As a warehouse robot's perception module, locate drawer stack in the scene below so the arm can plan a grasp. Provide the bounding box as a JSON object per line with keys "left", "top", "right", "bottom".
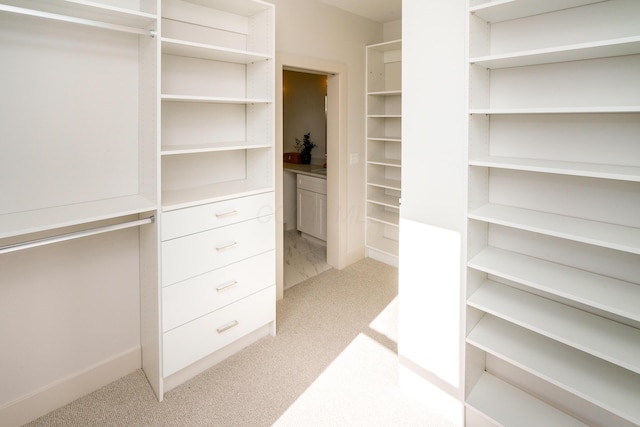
{"left": 160, "top": 192, "right": 275, "bottom": 376}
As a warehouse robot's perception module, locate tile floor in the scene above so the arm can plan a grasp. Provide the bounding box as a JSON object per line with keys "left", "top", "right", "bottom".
{"left": 283, "top": 229, "right": 332, "bottom": 289}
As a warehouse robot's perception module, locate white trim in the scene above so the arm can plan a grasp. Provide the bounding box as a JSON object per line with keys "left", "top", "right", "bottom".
{"left": 0, "top": 347, "right": 140, "bottom": 427}
{"left": 275, "top": 53, "right": 349, "bottom": 300}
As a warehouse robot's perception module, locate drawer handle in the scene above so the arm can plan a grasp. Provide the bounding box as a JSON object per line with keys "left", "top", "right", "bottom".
{"left": 216, "top": 320, "right": 239, "bottom": 334}
{"left": 216, "top": 280, "right": 238, "bottom": 292}
{"left": 216, "top": 241, "right": 238, "bottom": 251}
{"left": 215, "top": 210, "right": 239, "bottom": 219}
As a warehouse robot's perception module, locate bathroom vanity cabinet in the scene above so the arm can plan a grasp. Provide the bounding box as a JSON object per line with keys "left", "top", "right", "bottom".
{"left": 296, "top": 174, "right": 327, "bottom": 242}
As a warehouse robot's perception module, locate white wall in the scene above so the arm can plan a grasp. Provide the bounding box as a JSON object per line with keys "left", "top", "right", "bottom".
{"left": 283, "top": 70, "right": 327, "bottom": 164}
{"left": 267, "top": 0, "right": 383, "bottom": 262}
{"left": 0, "top": 225, "right": 142, "bottom": 425}
{"left": 398, "top": 0, "right": 468, "bottom": 425}
{"left": 384, "top": 19, "right": 402, "bottom": 41}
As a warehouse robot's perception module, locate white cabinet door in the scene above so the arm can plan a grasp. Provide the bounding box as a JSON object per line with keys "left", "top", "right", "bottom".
{"left": 297, "top": 188, "right": 317, "bottom": 237}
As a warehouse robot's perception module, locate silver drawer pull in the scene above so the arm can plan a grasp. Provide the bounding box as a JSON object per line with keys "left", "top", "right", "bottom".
{"left": 215, "top": 210, "right": 239, "bottom": 219}
{"left": 216, "top": 280, "right": 238, "bottom": 292}
{"left": 216, "top": 320, "right": 239, "bottom": 334}
{"left": 216, "top": 241, "right": 238, "bottom": 251}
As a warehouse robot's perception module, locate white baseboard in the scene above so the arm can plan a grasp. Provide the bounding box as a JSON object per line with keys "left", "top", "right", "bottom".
{"left": 0, "top": 346, "right": 141, "bottom": 427}
{"left": 398, "top": 360, "right": 465, "bottom": 427}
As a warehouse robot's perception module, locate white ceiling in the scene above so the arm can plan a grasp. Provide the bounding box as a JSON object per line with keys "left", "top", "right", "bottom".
{"left": 317, "top": 0, "right": 401, "bottom": 23}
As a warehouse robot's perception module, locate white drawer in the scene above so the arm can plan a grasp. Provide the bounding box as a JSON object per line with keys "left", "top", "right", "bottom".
{"left": 297, "top": 174, "right": 326, "bottom": 194}
{"left": 162, "top": 250, "right": 275, "bottom": 332}
{"left": 162, "top": 215, "right": 275, "bottom": 286}
{"left": 163, "top": 285, "right": 275, "bottom": 376}
{"left": 161, "top": 192, "right": 275, "bottom": 241}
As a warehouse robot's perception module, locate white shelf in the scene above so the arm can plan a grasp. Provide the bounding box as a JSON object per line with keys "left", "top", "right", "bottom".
{"left": 367, "top": 156, "right": 401, "bottom": 168}
{"left": 469, "top": 106, "right": 640, "bottom": 115}
{"left": 468, "top": 280, "right": 640, "bottom": 375}
{"left": 0, "top": 1, "right": 156, "bottom": 34}
{"left": 468, "top": 204, "right": 640, "bottom": 255}
{"left": 367, "top": 177, "right": 401, "bottom": 191}
{"left": 466, "top": 372, "right": 587, "bottom": 427}
{"left": 467, "top": 315, "right": 640, "bottom": 425}
{"left": 0, "top": 195, "right": 156, "bottom": 240}
{"left": 366, "top": 237, "right": 399, "bottom": 257}
{"left": 469, "top": 0, "right": 603, "bottom": 23}
{"left": 161, "top": 141, "right": 270, "bottom": 156}
{"left": 471, "top": 36, "right": 640, "bottom": 69}
{"left": 367, "top": 39, "right": 402, "bottom": 52}
{"left": 468, "top": 247, "right": 640, "bottom": 323}
{"left": 368, "top": 90, "right": 402, "bottom": 97}
{"left": 162, "top": 181, "right": 273, "bottom": 212}
{"left": 367, "top": 136, "right": 402, "bottom": 142}
{"left": 367, "top": 193, "right": 400, "bottom": 209}
{"left": 161, "top": 38, "right": 271, "bottom": 63}
{"left": 179, "top": 0, "right": 272, "bottom": 17}
{"left": 161, "top": 94, "right": 271, "bottom": 104}
{"left": 367, "top": 211, "right": 399, "bottom": 227}
{"left": 368, "top": 114, "right": 402, "bottom": 119}
{"left": 469, "top": 156, "right": 640, "bottom": 182}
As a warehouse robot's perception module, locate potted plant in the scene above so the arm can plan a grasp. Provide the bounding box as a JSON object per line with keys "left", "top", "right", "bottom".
{"left": 295, "top": 132, "right": 317, "bottom": 164}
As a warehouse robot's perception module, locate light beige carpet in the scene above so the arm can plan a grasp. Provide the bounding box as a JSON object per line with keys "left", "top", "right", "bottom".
{"left": 26, "top": 258, "right": 455, "bottom": 427}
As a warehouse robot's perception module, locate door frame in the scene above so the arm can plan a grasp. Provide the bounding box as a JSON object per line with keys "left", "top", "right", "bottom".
{"left": 275, "top": 53, "right": 348, "bottom": 300}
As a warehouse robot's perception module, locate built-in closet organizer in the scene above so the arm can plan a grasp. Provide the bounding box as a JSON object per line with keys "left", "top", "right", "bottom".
{"left": 465, "top": 1, "right": 640, "bottom": 426}
{"left": 148, "top": 0, "right": 276, "bottom": 399}
{"left": 365, "top": 40, "right": 402, "bottom": 267}
{"left": 0, "top": 0, "right": 159, "bottom": 415}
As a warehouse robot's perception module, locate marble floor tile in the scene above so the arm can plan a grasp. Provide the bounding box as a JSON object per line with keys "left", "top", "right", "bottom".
{"left": 284, "top": 230, "right": 331, "bottom": 290}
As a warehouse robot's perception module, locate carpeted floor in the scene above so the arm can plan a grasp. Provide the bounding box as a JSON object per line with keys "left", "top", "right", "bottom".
{"left": 25, "top": 258, "right": 455, "bottom": 427}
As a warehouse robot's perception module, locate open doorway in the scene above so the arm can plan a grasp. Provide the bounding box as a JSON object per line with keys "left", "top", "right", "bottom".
{"left": 282, "top": 69, "right": 330, "bottom": 290}
{"left": 275, "top": 55, "right": 348, "bottom": 300}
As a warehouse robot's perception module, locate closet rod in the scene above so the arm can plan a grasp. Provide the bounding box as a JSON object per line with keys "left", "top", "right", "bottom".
{"left": 0, "top": 216, "right": 155, "bottom": 255}
{"left": 0, "top": 4, "right": 153, "bottom": 36}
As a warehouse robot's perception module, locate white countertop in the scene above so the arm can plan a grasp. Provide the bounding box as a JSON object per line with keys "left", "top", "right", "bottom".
{"left": 283, "top": 162, "right": 327, "bottom": 178}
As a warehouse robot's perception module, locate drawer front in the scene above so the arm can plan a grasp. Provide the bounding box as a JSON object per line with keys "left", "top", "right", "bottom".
{"left": 162, "top": 250, "right": 275, "bottom": 332}
{"left": 163, "top": 285, "right": 275, "bottom": 377}
{"left": 162, "top": 215, "right": 275, "bottom": 286}
{"left": 161, "top": 192, "right": 275, "bottom": 241}
{"left": 297, "top": 174, "right": 326, "bottom": 194}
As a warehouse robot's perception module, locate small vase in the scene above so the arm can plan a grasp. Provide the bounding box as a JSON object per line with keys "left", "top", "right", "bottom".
{"left": 300, "top": 151, "right": 311, "bottom": 164}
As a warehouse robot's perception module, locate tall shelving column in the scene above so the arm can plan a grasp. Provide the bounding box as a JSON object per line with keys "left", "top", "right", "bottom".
{"left": 465, "top": 1, "right": 640, "bottom": 426}
{"left": 0, "top": 0, "right": 160, "bottom": 418}
{"left": 365, "top": 39, "right": 402, "bottom": 267}
{"left": 144, "top": 0, "right": 275, "bottom": 400}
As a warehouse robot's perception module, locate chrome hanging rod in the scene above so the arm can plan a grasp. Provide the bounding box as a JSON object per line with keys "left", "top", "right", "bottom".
{"left": 0, "top": 4, "right": 154, "bottom": 37}
{"left": 0, "top": 216, "right": 155, "bottom": 255}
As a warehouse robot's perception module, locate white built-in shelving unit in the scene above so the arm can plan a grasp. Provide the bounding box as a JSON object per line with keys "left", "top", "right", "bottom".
{"left": 365, "top": 40, "right": 402, "bottom": 266}
{"left": 0, "top": 0, "right": 158, "bottom": 241}
{"left": 146, "top": 0, "right": 276, "bottom": 400}
{"left": 0, "top": 0, "right": 160, "bottom": 419}
{"left": 0, "top": 0, "right": 275, "bottom": 411}
{"left": 465, "top": 0, "right": 640, "bottom": 426}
